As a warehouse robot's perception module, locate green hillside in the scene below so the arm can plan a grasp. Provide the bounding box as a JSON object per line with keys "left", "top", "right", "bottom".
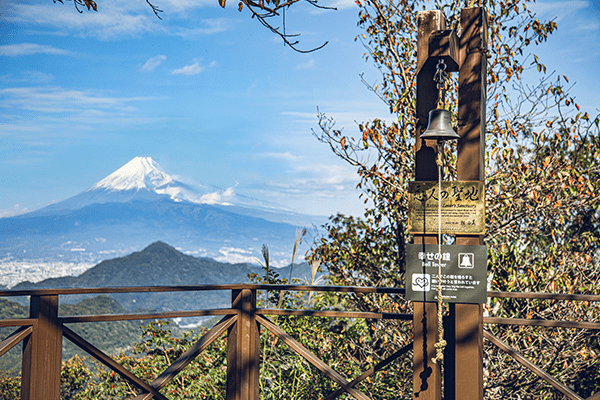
{"left": 0, "top": 295, "right": 160, "bottom": 376}
{"left": 10, "top": 242, "right": 315, "bottom": 312}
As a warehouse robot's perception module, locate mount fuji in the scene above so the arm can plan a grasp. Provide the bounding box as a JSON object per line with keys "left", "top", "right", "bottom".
{"left": 30, "top": 157, "right": 294, "bottom": 217}
{"left": 0, "top": 157, "right": 321, "bottom": 287}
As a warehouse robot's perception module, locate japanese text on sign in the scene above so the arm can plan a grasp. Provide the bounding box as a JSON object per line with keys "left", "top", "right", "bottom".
{"left": 408, "top": 181, "right": 485, "bottom": 235}
{"left": 406, "top": 244, "right": 488, "bottom": 304}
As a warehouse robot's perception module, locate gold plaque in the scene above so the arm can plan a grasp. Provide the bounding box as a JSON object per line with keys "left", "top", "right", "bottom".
{"left": 409, "top": 181, "right": 485, "bottom": 235}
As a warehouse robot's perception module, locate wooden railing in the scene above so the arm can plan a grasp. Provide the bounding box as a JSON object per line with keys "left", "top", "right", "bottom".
{"left": 0, "top": 285, "right": 599, "bottom": 400}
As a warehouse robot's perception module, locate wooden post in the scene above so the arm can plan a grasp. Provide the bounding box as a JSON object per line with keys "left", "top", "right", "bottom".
{"left": 445, "top": 7, "right": 487, "bottom": 400}
{"left": 21, "top": 295, "right": 62, "bottom": 400}
{"left": 413, "top": 10, "right": 446, "bottom": 400}
{"left": 227, "top": 289, "right": 260, "bottom": 400}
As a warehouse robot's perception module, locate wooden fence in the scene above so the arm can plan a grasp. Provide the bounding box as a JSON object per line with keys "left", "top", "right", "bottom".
{"left": 1, "top": 284, "right": 599, "bottom": 400}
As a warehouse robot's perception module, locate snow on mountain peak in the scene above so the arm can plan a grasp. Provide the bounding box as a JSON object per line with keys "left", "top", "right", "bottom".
{"left": 88, "top": 157, "right": 174, "bottom": 192}
{"left": 19, "top": 156, "right": 317, "bottom": 228}
{"left": 84, "top": 156, "right": 228, "bottom": 205}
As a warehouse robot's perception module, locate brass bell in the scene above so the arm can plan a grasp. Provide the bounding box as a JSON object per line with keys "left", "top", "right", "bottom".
{"left": 420, "top": 109, "right": 459, "bottom": 141}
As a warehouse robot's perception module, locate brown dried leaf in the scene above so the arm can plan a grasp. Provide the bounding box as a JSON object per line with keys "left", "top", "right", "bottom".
{"left": 84, "top": 0, "right": 97, "bottom": 11}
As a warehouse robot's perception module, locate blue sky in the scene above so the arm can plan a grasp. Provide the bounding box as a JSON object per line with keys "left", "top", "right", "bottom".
{"left": 1, "top": 0, "right": 599, "bottom": 219}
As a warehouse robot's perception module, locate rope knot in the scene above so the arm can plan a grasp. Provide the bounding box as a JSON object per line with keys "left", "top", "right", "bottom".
{"left": 432, "top": 340, "right": 447, "bottom": 364}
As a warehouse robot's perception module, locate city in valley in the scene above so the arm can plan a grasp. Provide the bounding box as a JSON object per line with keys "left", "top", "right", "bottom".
{"left": 0, "top": 257, "right": 93, "bottom": 289}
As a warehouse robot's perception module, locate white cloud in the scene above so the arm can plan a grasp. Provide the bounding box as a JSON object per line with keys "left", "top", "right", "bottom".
{"left": 199, "top": 186, "right": 236, "bottom": 204}
{"left": 0, "top": 86, "right": 158, "bottom": 113}
{"left": 214, "top": 246, "right": 257, "bottom": 264}
{"left": 320, "top": 0, "right": 357, "bottom": 10}
{"left": 23, "top": 71, "right": 55, "bottom": 83}
{"left": 3, "top": 1, "right": 238, "bottom": 40}
{"left": 256, "top": 152, "right": 303, "bottom": 161}
{"left": 0, "top": 204, "right": 33, "bottom": 218}
{"left": 0, "top": 85, "right": 165, "bottom": 139}
{"left": 527, "top": 0, "right": 589, "bottom": 23}
{"left": 296, "top": 58, "right": 315, "bottom": 70}
{"left": 282, "top": 108, "right": 392, "bottom": 130}
{"left": 171, "top": 59, "right": 215, "bottom": 75}
{"left": 4, "top": 2, "right": 160, "bottom": 40}
{"left": 0, "top": 71, "right": 55, "bottom": 84}
{"left": 575, "top": 20, "right": 600, "bottom": 32}
{"left": 153, "top": 0, "right": 217, "bottom": 13}
{"left": 171, "top": 62, "right": 204, "bottom": 75}
{"left": 173, "top": 18, "right": 239, "bottom": 37}
{"left": 0, "top": 43, "right": 72, "bottom": 56}
{"left": 141, "top": 55, "right": 167, "bottom": 71}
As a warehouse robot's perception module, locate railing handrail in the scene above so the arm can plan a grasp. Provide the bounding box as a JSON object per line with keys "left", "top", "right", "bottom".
{"left": 1, "top": 284, "right": 599, "bottom": 302}
{"left": 487, "top": 290, "right": 600, "bottom": 302}
{"left": 0, "top": 283, "right": 406, "bottom": 297}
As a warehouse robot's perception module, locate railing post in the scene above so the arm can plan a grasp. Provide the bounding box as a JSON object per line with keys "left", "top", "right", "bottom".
{"left": 227, "top": 289, "right": 260, "bottom": 400}
{"left": 21, "top": 295, "right": 62, "bottom": 400}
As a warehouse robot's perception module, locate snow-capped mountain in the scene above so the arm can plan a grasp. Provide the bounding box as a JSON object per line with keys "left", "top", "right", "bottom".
{"left": 85, "top": 156, "right": 237, "bottom": 205}
{"left": 89, "top": 156, "right": 182, "bottom": 194}
{"left": 34, "top": 157, "right": 311, "bottom": 225}
{"left": 0, "top": 157, "right": 320, "bottom": 287}
{"left": 36, "top": 157, "right": 234, "bottom": 213}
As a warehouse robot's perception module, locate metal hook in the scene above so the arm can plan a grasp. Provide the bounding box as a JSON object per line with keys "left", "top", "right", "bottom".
{"left": 434, "top": 59, "right": 448, "bottom": 109}
{"left": 434, "top": 59, "right": 447, "bottom": 90}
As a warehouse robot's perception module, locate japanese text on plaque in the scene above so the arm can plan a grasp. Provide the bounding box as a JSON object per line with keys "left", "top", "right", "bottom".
{"left": 408, "top": 181, "right": 485, "bottom": 235}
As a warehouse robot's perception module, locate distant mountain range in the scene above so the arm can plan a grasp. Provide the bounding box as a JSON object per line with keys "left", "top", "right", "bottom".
{"left": 0, "top": 157, "right": 324, "bottom": 281}
{"left": 11, "top": 241, "right": 319, "bottom": 313}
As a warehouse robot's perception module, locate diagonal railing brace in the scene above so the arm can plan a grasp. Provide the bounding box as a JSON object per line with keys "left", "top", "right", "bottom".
{"left": 133, "top": 315, "right": 237, "bottom": 400}
{"left": 256, "top": 314, "right": 371, "bottom": 400}
{"left": 483, "top": 329, "right": 583, "bottom": 400}
{"left": 62, "top": 325, "right": 169, "bottom": 400}
{"left": 324, "top": 341, "right": 414, "bottom": 400}
{"left": 0, "top": 326, "right": 33, "bottom": 358}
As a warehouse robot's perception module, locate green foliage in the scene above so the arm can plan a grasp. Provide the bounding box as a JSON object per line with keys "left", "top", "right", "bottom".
{"left": 249, "top": 254, "right": 413, "bottom": 399}
{"left": 61, "top": 295, "right": 150, "bottom": 362}
{"left": 0, "top": 299, "right": 29, "bottom": 375}
{"left": 75, "top": 320, "right": 227, "bottom": 399}
{"left": 0, "top": 370, "right": 20, "bottom": 400}
{"left": 60, "top": 355, "right": 94, "bottom": 399}
{"left": 0, "top": 320, "right": 228, "bottom": 399}
{"left": 0, "top": 355, "right": 93, "bottom": 400}
{"left": 0, "top": 295, "right": 149, "bottom": 376}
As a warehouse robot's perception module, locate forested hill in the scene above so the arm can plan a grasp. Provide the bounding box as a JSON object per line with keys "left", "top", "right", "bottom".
{"left": 0, "top": 295, "right": 150, "bottom": 375}
{"left": 9, "top": 241, "right": 315, "bottom": 312}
